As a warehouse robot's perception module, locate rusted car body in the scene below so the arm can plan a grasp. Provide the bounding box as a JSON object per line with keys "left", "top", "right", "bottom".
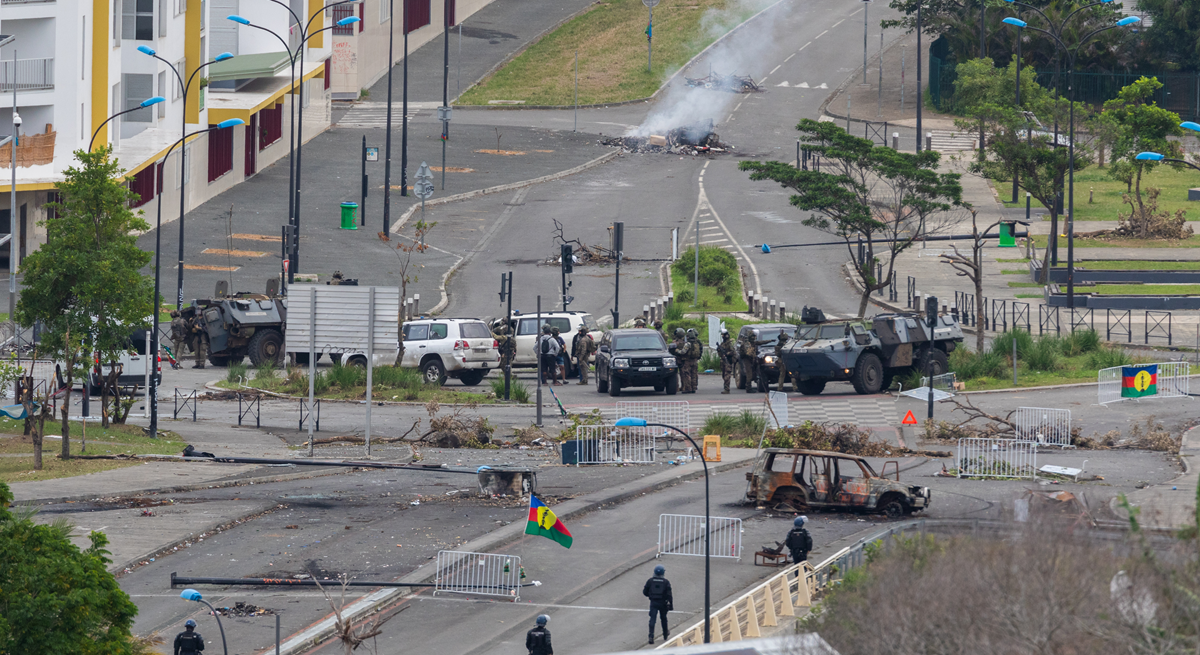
{"left": 745, "top": 448, "right": 931, "bottom": 517}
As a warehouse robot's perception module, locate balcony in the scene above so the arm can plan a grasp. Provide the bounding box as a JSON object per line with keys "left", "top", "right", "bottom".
{"left": 0, "top": 58, "right": 54, "bottom": 92}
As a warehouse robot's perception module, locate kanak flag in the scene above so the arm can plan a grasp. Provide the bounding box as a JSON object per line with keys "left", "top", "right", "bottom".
{"left": 526, "top": 495, "right": 572, "bottom": 548}
{"left": 1121, "top": 364, "right": 1158, "bottom": 398}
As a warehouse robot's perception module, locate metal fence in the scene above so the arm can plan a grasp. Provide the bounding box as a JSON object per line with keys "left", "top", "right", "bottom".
{"left": 613, "top": 400, "right": 690, "bottom": 432}
{"left": 1099, "top": 362, "right": 1192, "bottom": 404}
{"left": 956, "top": 438, "right": 1038, "bottom": 479}
{"left": 1015, "top": 407, "right": 1072, "bottom": 448}
{"left": 657, "top": 514, "right": 743, "bottom": 560}
{"left": 1097, "top": 365, "right": 1123, "bottom": 405}
{"left": 0, "top": 58, "right": 55, "bottom": 92}
{"left": 434, "top": 551, "right": 523, "bottom": 601}
{"left": 574, "top": 425, "right": 657, "bottom": 465}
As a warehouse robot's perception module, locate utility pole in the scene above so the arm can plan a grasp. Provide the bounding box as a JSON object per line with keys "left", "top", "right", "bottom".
{"left": 611, "top": 222, "right": 623, "bottom": 327}
{"left": 383, "top": 0, "right": 395, "bottom": 232}
{"left": 916, "top": 2, "right": 922, "bottom": 153}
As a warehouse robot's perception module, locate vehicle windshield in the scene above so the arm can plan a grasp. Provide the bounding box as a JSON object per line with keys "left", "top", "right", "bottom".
{"left": 794, "top": 325, "right": 819, "bottom": 340}
{"left": 613, "top": 335, "right": 664, "bottom": 351}
{"left": 582, "top": 314, "right": 599, "bottom": 331}
{"left": 819, "top": 324, "right": 847, "bottom": 339}
{"left": 753, "top": 326, "right": 797, "bottom": 344}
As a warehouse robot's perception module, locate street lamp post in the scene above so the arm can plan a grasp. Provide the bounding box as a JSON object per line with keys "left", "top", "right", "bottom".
{"left": 1001, "top": 6, "right": 1140, "bottom": 308}
{"left": 180, "top": 588, "right": 228, "bottom": 655}
{"left": 134, "top": 47, "right": 234, "bottom": 308}
{"left": 148, "top": 119, "right": 243, "bottom": 439}
{"left": 615, "top": 416, "right": 710, "bottom": 643}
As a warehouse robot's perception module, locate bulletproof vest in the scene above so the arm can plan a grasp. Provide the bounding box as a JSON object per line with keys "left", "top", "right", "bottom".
{"left": 528, "top": 627, "right": 549, "bottom": 650}
{"left": 647, "top": 577, "right": 668, "bottom": 600}
{"left": 177, "top": 632, "right": 203, "bottom": 653}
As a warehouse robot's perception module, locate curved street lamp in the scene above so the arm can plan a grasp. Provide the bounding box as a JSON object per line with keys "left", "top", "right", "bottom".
{"left": 147, "top": 118, "right": 244, "bottom": 439}
{"left": 180, "top": 588, "right": 229, "bottom": 655}
{"left": 87, "top": 96, "right": 166, "bottom": 151}
{"left": 226, "top": 8, "right": 360, "bottom": 281}
{"left": 1000, "top": 5, "right": 1139, "bottom": 308}
{"left": 614, "top": 416, "right": 712, "bottom": 643}
{"left": 135, "top": 46, "right": 234, "bottom": 310}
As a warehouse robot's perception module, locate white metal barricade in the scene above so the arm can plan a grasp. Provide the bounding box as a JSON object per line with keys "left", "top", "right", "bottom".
{"left": 1157, "top": 362, "right": 1191, "bottom": 399}
{"left": 919, "top": 372, "right": 957, "bottom": 392}
{"left": 434, "top": 551, "right": 523, "bottom": 601}
{"left": 1097, "top": 365, "right": 1123, "bottom": 405}
{"left": 766, "top": 391, "right": 788, "bottom": 428}
{"left": 657, "top": 514, "right": 743, "bottom": 560}
{"left": 574, "top": 425, "right": 657, "bottom": 465}
{"left": 1015, "top": 407, "right": 1073, "bottom": 448}
{"left": 7, "top": 360, "right": 60, "bottom": 399}
{"left": 614, "top": 401, "right": 691, "bottom": 431}
{"left": 957, "top": 438, "right": 1037, "bottom": 479}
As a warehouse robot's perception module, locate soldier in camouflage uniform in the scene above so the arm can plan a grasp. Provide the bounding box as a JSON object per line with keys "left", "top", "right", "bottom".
{"left": 683, "top": 329, "right": 701, "bottom": 394}
{"left": 189, "top": 312, "right": 208, "bottom": 369}
{"left": 494, "top": 323, "right": 515, "bottom": 371}
{"left": 634, "top": 317, "right": 647, "bottom": 328}
{"left": 670, "top": 328, "right": 688, "bottom": 392}
{"left": 716, "top": 329, "right": 736, "bottom": 394}
{"left": 653, "top": 320, "right": 665, "bottom": 342}
{"left": 772, "top": 332, "right": 792, "bottom": 392}
{"left": 740, "top": 334, "right": 771, "bottom": 393}
{"left": 170, "top": 311, "right": 189, "bottom": 355}
{"left": 571, "top": 324, "right": 596, "bottom": 385}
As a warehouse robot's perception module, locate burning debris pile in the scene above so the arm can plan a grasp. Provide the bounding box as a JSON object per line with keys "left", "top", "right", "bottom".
{"left": 600, "top": 121, "right": 732, "bottom": 155}
{"left": 684, "top": 71, "right": 762, "bottom": 93}
{"left": 213, "top": 602, "right": 275, "bottom": 617}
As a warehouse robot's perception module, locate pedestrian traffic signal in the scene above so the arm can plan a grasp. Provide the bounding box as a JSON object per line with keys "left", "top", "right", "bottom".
{"left": 561, "top": 244, "right": 573, "bottom": 274}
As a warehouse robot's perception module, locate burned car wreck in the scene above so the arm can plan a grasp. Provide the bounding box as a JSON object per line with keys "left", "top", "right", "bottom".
{"left": 746, "top": 448, "right": 931, "bottom": 518}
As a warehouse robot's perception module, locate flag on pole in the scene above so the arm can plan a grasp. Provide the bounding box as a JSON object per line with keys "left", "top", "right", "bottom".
{"left": 1121, "top": 364, "right": 1158, "bottom": 398}
{"left": 526, "top": 495, "right": 572, "bottom": 548}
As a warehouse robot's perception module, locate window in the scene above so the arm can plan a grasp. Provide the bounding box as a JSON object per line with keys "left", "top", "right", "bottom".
{"left": 82, "top": 17, "right": 87, "bottom": 77}
{"left": 113, "top": 0, "right": 122, "bottom": 43}
{"left": 124, "top": 0, "right": 155, "bottom": 41}
{"left": 403, "top": 324, "right": 428, "bottom": 341}
{"left": 157, "top": 72, "right": 166, "bottom": 118}
{"left": 173, "top": 59, "right": 185, "bottom": 99}
{"left": 207, "top": 124, "right": 234, "bottom": 182}
{"left": 403, "top": 0, "right": 429, "bottom": 33}
{"left": 159, "top": 0, "right": 168, "bottom": 35}
{"left": 259, "top": 104, "right": 282, "bottom": 149}
{"left": 46, "top": 192, "right": 62, "bottom": 220}
{"left": 128, "top": 166, "right": 156, "bottom": 208}
{"left": 176, "top": 0, "right": 186, "bottom": 16}
{"left": 429, "top": 324, "right": 448, "bottom": 339}
{"left": 380, "top": 0, "right": 390, "bottom": 23}
{"left": 613, "top": 334, "right": 663, "bottom": 351}
{"left": 459, "top": 322, "right": 491, "bottom": 339}
{"left": 124, "top": 74, "right": 154, "bottom": 122}
{"left": 517, "top": 318, "right": 539, "bottom": 336}
{"left": 768, "top": 453, "right": 796, "bottom": 473}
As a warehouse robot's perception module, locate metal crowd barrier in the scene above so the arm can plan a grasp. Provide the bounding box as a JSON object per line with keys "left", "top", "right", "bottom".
{"left": 1015, "top": 407, "right": 1072, "bottom": 448}
{"left": 574, "top": 425, "right": 657, "bottom": 465}
{"left": 613, "top": 400, "right": 691, "bottom": 432}
{"left": 433, "top": 551, "right": 523, "bottom": 601}
{"left": 956, "top": 438, "right": 1037, "bottom": 479}
{"left": 657, "top": 514, "right": 743, "bottom": 560}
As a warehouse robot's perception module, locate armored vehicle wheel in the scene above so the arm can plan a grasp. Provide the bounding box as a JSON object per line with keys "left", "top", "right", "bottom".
{"left": 795, "top": 378, "right": 826, "bottom": 396}
{"left": 208, "top": 354, "right": 233, "bottom": 367}
{"left": 459, "top": 370, "right": 485, "bottom": 386}
{"left": 248, "top": 329, "right": 284, "bottom": 366}
{"left": 851, "top": 352, "right": 884, "bottom": 394}
{"left": 920, "top": 348, "right": 949, "bottom": 378}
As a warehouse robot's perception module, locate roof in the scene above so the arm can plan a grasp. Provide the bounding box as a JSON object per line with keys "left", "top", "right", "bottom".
{"left": 207, "top": 51, "right": 291, "bottom": 82}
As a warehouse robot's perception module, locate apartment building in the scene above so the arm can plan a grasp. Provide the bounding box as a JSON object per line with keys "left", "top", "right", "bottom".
{"left": 0, "top": 0, "right": 335, "bottom": 270}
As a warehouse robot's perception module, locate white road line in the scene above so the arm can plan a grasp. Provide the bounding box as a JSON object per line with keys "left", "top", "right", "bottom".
{"left": 700, "top": 226, "right": 721, "bottom": 231}
{"left": 734, "top": 102, "right": 744, "bottom": 112}
{"left": 726, "top": 114, "right": 735, "bottom": 122}
{"left": 695, "top": 182, "right": 761, "bottom": 295}
{"left": 814, "top": 30, "right": 828, "bottom": 39}
{"left": 701, "top": 239, "right": 729, "bottom": 244}
{"left": 832, "top": 19, "right": 844, "bottom": 27}
{"left": 770, "top": 64, "right": 781, "bottom": 74}
{"left": 785, "top": 53, "right": 795, "bottom": 62}
{"left": 700, "top": 219, "right": 715, "bottom": 224}
{"left": 798, "top": 42, "right": 811, "bottom": 52}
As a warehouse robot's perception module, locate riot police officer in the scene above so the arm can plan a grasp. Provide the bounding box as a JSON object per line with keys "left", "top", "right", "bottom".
{"left": 643, "top": 565, "right": 673, "bottom": 644}
{"left": 173, "top": 619, "right": 204, "bottom": 655}
{"left": 785, "top": 516, "right": 813, "bottom": 564}
{"left": 526, "top": 614, "right": 553, "bottom": 655}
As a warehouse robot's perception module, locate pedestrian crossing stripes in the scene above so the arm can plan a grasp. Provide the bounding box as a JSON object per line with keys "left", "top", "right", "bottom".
{"left": 337, "top": 101, "right": 439, "bottom": 128}
{"left": 568, "top": 397, "right": 895, "bottom": 429}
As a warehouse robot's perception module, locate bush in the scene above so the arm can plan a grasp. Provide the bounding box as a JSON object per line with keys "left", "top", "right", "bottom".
{"left": 701, "top": 410, "right": 765, "bottom": 442}
{"left": 664, "top": 301, "right": 685, "bottom": 322}
{"left": 675, "top": 289, "right": 693, "bottom": 303}
{"left": 375, "top": 365, "right": 423, "bottom": 390}
{"left": 1024, "top": 338, "right": 1061, "bottom": 371}
{"left": 990, "top": 329, "right": 1034, "bottom": 359}
{"left": 699, "top": 349, "right": 721, "bottom": 372}
{"left": 949, "top": 348, "right": 1006, "bottom": 381}
{"left": 328, "top": 361, "right": 365, "bottom": 389}
{"left": 1086, "top": 345, "right": 1132, "bottom": 370}
{"left": 227, "top": 362, "right": 247, "bottom": 383}
{"left": 254, "top": 361, "right": 276, "bottom": 382}
{"left": 672, "top": 245, "right": 738, "bottom": 285}
{"left": 897, "top": 368, "right": 924, "bottom": 391}
{"left": 490, "top": 377, "right": 530, "bottom": 403}
{"left": 1061, "top": 329, "right": 1101, "bottom": 356}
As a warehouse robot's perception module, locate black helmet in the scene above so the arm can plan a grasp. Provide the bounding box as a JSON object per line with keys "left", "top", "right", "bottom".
{"left": 654, "top": 565, "right": 665, "bottom": 576}
{"left": 653, "top": 320, "right": 663, "bottom": 329}
{"left": 536, "top": 614, "right": 549, "bottom": 626}
{"left": 674, "top": 328, "right": 685, "bottom": 338}
{"left": 185, "top": 619, "right": 197, "bottom": 628}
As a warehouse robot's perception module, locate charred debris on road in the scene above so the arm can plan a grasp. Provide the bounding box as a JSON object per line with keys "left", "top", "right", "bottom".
{"left": 600, "top": 120, "right": 733, "bottom": 155}
{"left": 684, "top": 71, "right": 762, "bottom": 94}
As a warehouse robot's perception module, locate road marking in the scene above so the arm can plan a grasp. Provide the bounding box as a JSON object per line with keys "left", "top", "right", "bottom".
{"left": 700, "top": 219, "right": 715, "bottom": 224}
{"left": 815, "top": 30, "right": 828, "bottom": 39}
{"left": 798, "top": 82, "right": 810, "bottom": 88}
{"left": 777, "top": 81, "right": 790, "bottom": 87}
{"left": 700, "top": 225, "right": 721, "bottom": 231}
{"left": 784, "top": 53, "right": 795, "bottom": 62}
{"left": 726, "top": 114, "right": 734, "bottom": 122}
{"left": 734, "top": 101, "right": 743, "bottom": 112}
{"left": 201, "top": 248, "right": 265, "bottom": 257}
{"left": 701, "top": 238, "right": 729, "bottom": 244}
{"left": 694, "top": 179, "right": 761, "bottom": 295}
{"left": 798, "top": 42, "right": 811, "bottom": 52}
{"left": 832, "top": 19, "right": 844, "bottom": 27}
{"left": 770, "top": 64, "right": 781, "bottom": 74}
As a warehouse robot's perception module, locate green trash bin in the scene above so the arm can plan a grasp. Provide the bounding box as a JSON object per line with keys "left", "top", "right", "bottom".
{"left": 340, "top": 202, "right": 358, "bottom": 230}
{"left": 998, "top": 220, "right": 1016, "bottom": 248}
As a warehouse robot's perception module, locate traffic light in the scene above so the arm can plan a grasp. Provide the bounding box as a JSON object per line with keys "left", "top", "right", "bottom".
{"left": 499, "top": 272, "right": 509, "bottom": 302}
{"left": 561, "top": 244, "right": 573, "bottom": 274}
{"left": 925, "top": 295, "right": 939, "bottom": 327}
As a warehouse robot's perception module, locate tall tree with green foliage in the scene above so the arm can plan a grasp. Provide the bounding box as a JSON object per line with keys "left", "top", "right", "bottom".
{"left": 740, "top": 120, "right": 963, "bottom": 317}
{"left": 1135, "top": 0, "right": 1200, "bottom": 71}
{"left": 0, "top": 481, "right": 139, "bottom": 653}
{"left": 1096, "top": 76, "right": 1185, "bottom": 237}
{"left": 15, "top": 148, "right": 153, "bottom": 458}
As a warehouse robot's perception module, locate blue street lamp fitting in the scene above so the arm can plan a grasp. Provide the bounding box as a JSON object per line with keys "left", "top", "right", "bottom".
{"left": 137, "top": 45, "right": 156, "bottom": 56}
{"left": 180, "top": 589, "right": 202, "bottom": 601}
{"left": 336, "top": 16, "right": 360, "bottom": 25}
{"left": 216, "top": 118, "right": 245, "bottom": 129}
{"left": 1135, "top": 152, "right": 1165, "bottom": 161}
{"left": 1182, "top": 122, "right": 1200, "bottom": 133}
{"left": 1116, "top": 16, "right": 1141, "bottom": 26}
{"left": 1002, "top": 17, "right": 1028, "bottom": 26}
{"left": 139, "top": 96, "right": 166, "bottom": 108}
{"left": 226, "top": 14, "right": 251, "bottom": 24}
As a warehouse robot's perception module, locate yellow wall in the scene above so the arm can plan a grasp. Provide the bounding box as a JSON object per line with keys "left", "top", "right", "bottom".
{"left": 185, "top": 0, "right": 202, "bottom": 124}
{"left": 90, "top": 0, "right": 110, "bottom": 149}
{"left": 307, "top": 0, "right": 325, "bottom": 49}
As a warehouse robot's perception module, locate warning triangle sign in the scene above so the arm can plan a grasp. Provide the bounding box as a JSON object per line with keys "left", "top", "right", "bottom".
{"left": 902, "top": 410, "right": 918, "bottom": 425}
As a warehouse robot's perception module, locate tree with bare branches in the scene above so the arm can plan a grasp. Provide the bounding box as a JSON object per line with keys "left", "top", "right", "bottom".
{"left": 313, "top": 575, "right": 404, "bottom": 654}
{"left": 379, "top": 218, "right": 436, "bottom": 364}
{"left": 938, "top": 205, "right": 996, "bottom": 353}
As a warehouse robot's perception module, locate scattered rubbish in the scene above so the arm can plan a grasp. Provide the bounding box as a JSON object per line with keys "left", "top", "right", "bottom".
{"left": 284, "top": 524, "right": 299, "bottom": 529}
{"left": 140, "top": 509, "right": 155, "bottom": 517}
{"left": 213, "top": 602, "right": 275, "bottom": 617}
{"left": 600, "top": 121, "right": 733, "bottom": 155}
{"left": 684, "top": 71, "right": 762, "bottom": 93}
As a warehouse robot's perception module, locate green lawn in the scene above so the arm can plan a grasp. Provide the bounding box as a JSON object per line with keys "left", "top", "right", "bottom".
{"left": 1002, "top": 166, "right": 1200, "bottom": 221}
{"left": 670, "top": 270, "right": 748, "bottom": 313}
{"left": 996, "top": 258, "right": 1031, "bottom": 263}
{"left": 1031, "top": 234, "right": 1200, "bottom": 249}
{"left": 1074, "top": 260, "right": 1200, "bottom": 270}
{"left": 1007, "top": 282, "right": 1045, "bottom": 288}
{"left": 0, "top": 420, "right": 187, "bottom": 483}
{"left": 1001, "top": 269, "right": 1029, "bottom": 274}
{"left": 1091, "top": 284, "right": 1200, "bottom": 295}
{"left": 457, "top": 0, "right": 767, "bottom": 106}
{"left": 1015, "top": 293, "right": 1044, "bottom": 298}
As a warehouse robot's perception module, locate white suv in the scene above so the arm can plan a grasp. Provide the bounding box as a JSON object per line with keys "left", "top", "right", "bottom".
{"left": 491, "top": 311, "right": 602, "bottom": 372}
{"left": 401, "top": 318, "right": 499, "bottom": 386}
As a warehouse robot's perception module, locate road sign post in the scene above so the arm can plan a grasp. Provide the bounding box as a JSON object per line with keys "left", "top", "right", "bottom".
{"left": 414, "top": 162, "right": 435, "bottom": 236}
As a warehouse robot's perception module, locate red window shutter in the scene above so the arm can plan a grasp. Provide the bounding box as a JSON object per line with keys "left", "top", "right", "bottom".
{"left": 447, "top": 0, "right": 455, "bottom": 26}
{"left": 208, "top": 125, "right": 234, "bottom": 183}
{"left": 404, "top": 0, "right": 429, "bottom": 33}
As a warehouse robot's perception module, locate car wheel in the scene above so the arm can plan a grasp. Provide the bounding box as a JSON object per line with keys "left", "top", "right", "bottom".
{"left": 459, "top": 370, "right": 486, "bottom": 386}
{"left": 608, "top": 375, "right": 621, "bottom": 397}
{"left": 346, "top": 356, "right": 368, "bottom": 368}
{"left": 665, "top": 374, "right": 678, "bottom": 395}
{"left": 878, "top": 497, "right": 905, "bottom": 519}
{"left": 421, "top": 358, "right": 447, "bottom": 386}
{"left": 597, "top": 368, "right": 609, "bottom": 393}
{"left": 796, "top": 379, "right": 826, "bottom": 396}
{"left": 850, "top": 352, "right": 884, "bottom": 395}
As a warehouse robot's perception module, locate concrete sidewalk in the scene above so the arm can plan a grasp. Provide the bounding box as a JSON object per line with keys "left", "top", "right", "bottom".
{"left": 1116, "top": 425, "right": 1200, "bottom": 531}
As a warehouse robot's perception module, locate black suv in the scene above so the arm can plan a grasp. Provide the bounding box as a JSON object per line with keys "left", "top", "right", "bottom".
{"left": 595, "top": 329, "right": 679, "bottom": 397}
{"left": 736, "top": 323, "right": 799, "bottom": 391}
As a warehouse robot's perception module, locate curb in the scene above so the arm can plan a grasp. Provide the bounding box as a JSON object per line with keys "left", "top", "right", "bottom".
{"left": 12, "top": 465, "right": 352, "bottom": 506}
{"left": 203, "top": 380, "right": 538, "bottom": 407}
{"left": 110, "top": 501, "right": 278, "bottom": 577}
{"left": 452, "top": 0, "right": 787, "bottom": 112}
{"left": 276, "top": 455, "right": 758, "bottom": 655}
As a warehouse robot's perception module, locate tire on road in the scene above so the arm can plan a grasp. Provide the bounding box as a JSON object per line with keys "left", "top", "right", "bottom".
{"left": 608, "top": 375, "right": 622, "bottom": 397}
{"left": 878, "top": 494, "right": 906, "bottom": 519}
{"left": 850, "top": 352, "right": 884, "bottom": 395}
{"left": 421, "top": 357, "right": 447, "bottom": 386}
{"left": 665, "top": 374, "right": 678, "bottom": 395}
{"left": 597, "top": 372, "right": 609, "bottom": 393}
{"left": 247, "top": 328, "right": 284, "bottom": 367}
{"left": 459, "top": 370, "right": 486, "bottom": 386}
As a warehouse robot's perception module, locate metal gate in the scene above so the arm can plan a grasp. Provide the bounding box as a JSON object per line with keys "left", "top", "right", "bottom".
{"left": 1097, "top": 365, "right": 1123, "bottom": 405}
{"left": 434, "top": 551, "right": 523, "bottom": 601}
{"left": 1098, "top": 362, "right": 1191, "bottom": 404}
{"left": 956, "top": 438, "right": 1037, "bottom": 479}
{"left": 657, "top": 514, "right": 743, "bottom": 560}
{"left": 614, "top": 400, "right": 691, "bottom": 431}
{"left": 1015, "top": 407, "right": 1072, "bottom": 447}
{"left": 574, "top": 425, "right": 657, "bottom": 465}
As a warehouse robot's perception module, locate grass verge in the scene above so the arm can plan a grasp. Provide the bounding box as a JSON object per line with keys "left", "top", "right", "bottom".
{"left": 219, "top": 363, "right": 496, "bottom": 403}
{"left": 457, "top": 0, "right": 770, "bottom": 106}
{"left": 1030, "top": 234, "right": 1200, "bottom": 249}
{"left": 1001, "top": 166, "right": 1200, "bottom": 221}
{"left": 948, "top": 329, "right": 1150, "bottom": 391}
{"left": 1091, "top": 284, "right": 1200, "bottom": 295}
{"left": 0, "top": 421, "right": 188, "bottom": 483}
{"left": 1074, "top": 260, "right": 1200, "bottom": 270}
{"left": 670, "top": 269, "right": 748, "bottom": 312}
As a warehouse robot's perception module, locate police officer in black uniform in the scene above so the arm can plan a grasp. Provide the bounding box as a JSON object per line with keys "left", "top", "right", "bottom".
{"left": 173, "top": 619, "right": 204, "bottom": 655}
{"left": 526, "top": 614, "right": 553, "bottom": 655}
{"left": 643, "top": 564, "right": 674, "bottom": 644}
{"left": 785, "top": 516, "right": 813, "bottom": 564}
